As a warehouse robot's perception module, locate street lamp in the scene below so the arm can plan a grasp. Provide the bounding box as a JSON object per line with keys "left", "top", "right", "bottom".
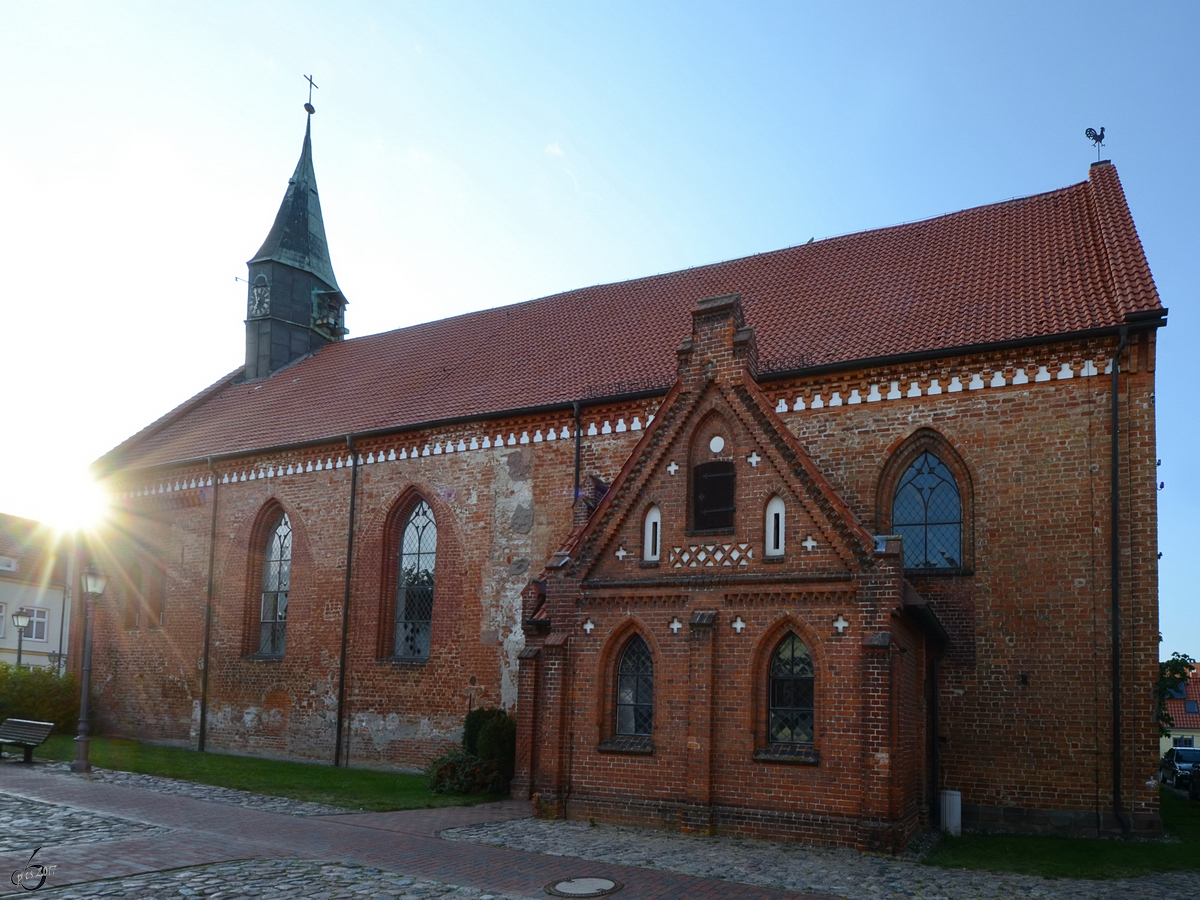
{"left": 11, "top": 608, "right": 31, "bottom": 668}
{"left": 71, "top": 564, "right": 107, "bottom": 774}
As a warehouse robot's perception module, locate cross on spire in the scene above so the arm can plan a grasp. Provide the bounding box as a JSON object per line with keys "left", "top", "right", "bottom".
{"left": 304, "top": 74, "right": 319, "bottom": 114}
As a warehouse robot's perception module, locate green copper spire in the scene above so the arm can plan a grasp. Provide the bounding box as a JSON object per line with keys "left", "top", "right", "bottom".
{"left": 249, "top": 116, "right": 341, "bottom": 292}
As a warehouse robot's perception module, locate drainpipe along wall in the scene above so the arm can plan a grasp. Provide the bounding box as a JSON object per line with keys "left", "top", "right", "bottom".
{"left": 1110, "top": 328, "right": 1130, "bottom": 836}
{"left": 334, "top": 436, "right": 359, "bottom": 767}
{"left": 198, "top": 458, "right": 219, "bottom": 752}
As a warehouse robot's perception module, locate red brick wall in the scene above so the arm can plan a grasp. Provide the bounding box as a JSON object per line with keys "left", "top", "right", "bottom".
{"left": 94, "top": 322, "right": 1160, "bottom": 842}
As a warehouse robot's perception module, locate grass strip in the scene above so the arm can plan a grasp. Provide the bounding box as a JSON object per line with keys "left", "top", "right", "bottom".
{"left": 35, "top": 735, "right": 500, "bottom": 812}
{"left": 922, "top": 788, "right": 1199, "bottom": 879}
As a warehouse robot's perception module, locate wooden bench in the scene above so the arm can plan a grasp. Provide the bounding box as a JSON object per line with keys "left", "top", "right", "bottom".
{"left": 0, "top": 718, "right": 56, "bottom": 763}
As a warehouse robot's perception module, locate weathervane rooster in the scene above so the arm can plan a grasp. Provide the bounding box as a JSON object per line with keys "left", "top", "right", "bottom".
{"left": 1085, "top": 126, "right": 1105, "bottom": 161}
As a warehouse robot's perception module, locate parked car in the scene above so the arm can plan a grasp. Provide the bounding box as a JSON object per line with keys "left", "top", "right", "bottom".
{"left": 1190, "top": 770, "right": 1200, "bottom": 802}
{"left": 1159, "top": 747, "right": 1200, "bottom": 788}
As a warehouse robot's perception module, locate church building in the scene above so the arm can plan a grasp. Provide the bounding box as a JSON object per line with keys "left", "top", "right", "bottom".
{"left": 90, "top": 110, "right": 1166, "bottom": 850}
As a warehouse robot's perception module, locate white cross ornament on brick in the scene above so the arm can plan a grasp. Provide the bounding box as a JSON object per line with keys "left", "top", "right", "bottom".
{"left": 615, "top": 547, "right": 628, "bottom": 560}
{"left": 802, "top": 535, "right": 818, "bottom": 552}
{"left": 583, "top": 619, "right": 595, "bottom": 634}
{"left": 669, "top": 618, "right": 683, "bottom": 634}
{"left": 833, "top": 615, "right": 849, "bottom": 633}
{"left": 747, "top": 452, "right": 761, "bottom": 467}
{"left": 667, "top": 461, "right": 679, "bottom": 475}
{"left": 732, "top": 616, "right": 747, "bottom": 633}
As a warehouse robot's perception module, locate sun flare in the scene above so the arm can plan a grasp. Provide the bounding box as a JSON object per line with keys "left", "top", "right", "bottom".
{"left": 30, "top": 469, "right": 110, "bottom": 533}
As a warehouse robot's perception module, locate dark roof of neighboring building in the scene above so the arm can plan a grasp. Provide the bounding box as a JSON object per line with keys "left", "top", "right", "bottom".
{"left": 1168, "top": 673, "right": 1200, "bottom": 731}
{"left": 99, "top": 161, "right": 1163, "bottom": 474}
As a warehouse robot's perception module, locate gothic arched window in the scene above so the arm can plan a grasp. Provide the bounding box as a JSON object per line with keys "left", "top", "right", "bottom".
{"left": 259, "top": 513, "right": 291, "bottom": 656}
{"left": 769, "top": 632, "right": 814, "bottom": 744}
{"left": 643, "top": 505, "right": 661, "bottom": 562}
{"left": 394, "top": 500, "right": 436, "bottom": 659}
{"left": 892, "top": 451, "right": 962, "bottom": 569}
{"left": 616, "top": 634, "right": 653, "bottom": 736}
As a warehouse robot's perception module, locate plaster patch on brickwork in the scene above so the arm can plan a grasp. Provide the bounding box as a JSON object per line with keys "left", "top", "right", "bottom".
{"left": 488, "top": 449, "right": 535, "bottom": 710}
{"left": 350, "top": 711, "right": 461, "bottom": 751}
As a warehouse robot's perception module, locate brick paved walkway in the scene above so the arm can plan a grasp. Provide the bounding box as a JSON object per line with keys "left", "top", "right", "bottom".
{"left": 0, "top": 763, "right": 834, "bottom": 899}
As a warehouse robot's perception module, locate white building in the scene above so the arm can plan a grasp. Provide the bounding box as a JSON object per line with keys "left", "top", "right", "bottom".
{"left": 0, "top": 514, "right": 70, "bottom": 672}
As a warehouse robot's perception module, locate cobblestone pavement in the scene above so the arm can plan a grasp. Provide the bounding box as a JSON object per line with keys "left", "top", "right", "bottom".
{"left": 0, "top": 793, "right": 168, "bottom": 855}
{"left": 443, "top": 817, "right": 1200, "bottom": 900}
{"left": 32, "top": 858, "right": 540, "bottom": 900}
{"left": 37, "top": 761, "right": 352, "bottom": 816}
{"left": 1, "top": 763, "right": 817, "bottom": 900}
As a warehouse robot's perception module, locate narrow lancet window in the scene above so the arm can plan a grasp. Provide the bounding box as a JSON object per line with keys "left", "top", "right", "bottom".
{"left": 765, "top": 495, "right": 786, "bottom": 557}
{"left": 616, "top": 634, "right": 653, "bottom": 736}
{"left": 395, "top": 500, "right": 436, "bottom": 659}
{"left": 259, "top": 513, "right": 291, "bottom": 656}
{"left": 769, "top": 633, "right": 814, "bottom": 744}
{"left": 643, "top": 505, "right": 661, "bottom": 562}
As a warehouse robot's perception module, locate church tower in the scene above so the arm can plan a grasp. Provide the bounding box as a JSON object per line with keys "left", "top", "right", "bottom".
{"left": 243, "top": 110, "right": 347, "bottom": 381}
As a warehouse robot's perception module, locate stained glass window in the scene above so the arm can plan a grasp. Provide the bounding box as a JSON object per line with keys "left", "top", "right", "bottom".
{"left": 259, "top": 513, "right": 291, "bottom": 656}
{"left": 616, "top": 634, "right": 653, "bottom": 736}
{"left": 769, "top": 633, "right": 814, "bottom": 744}
{"left": 395, "top": 501, "right": 436, "bottom": 659}
{"left": 892, "top": 451, "right": 962, "bottom": 569}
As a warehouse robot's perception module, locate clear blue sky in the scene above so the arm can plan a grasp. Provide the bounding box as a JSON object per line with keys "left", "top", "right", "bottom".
{"left": 2, "top": 1, "right": 1195, "bottom": 658}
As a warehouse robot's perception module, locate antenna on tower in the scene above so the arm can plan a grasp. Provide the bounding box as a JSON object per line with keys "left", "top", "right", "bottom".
{"left": 304, "top": 74, "right": 318, "bottom": 115}
{"left": 1084, "top": 126, "right": 1105, "bottom": 162}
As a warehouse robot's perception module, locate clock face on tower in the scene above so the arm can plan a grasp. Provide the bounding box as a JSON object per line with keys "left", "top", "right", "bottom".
{"left": 249, "top": 282, "right": 270, "bottom": 317}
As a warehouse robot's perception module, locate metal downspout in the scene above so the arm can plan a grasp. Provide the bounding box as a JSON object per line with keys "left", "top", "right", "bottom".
{"left": 573, "top": 402, "right": 582, "bottom": 505}
{"left": 1110, "top": 328, "right": 1131, "bottom": 837}
{"left": 198, "top": 458, "right": 219, "bottom": 752}
{"left": 334, "top": 436, "right": 359, "bottom": 766}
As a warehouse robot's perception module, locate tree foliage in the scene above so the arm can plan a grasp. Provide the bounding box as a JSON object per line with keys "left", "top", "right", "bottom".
{"left": 1158, "top": 645, "right": 1196, "bottom": 738}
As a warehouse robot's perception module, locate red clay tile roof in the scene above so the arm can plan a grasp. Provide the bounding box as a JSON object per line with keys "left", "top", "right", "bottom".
{"left": 1167, "top": 672, "right": 1200, "bottom": 731}
{"left": 100, "top": 162, "right": 1162, "bottom": 473}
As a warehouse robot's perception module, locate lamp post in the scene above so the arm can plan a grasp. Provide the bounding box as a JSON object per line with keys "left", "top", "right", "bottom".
{"left": 11, "top": 608, "right": 31, "bottom": 668}
{"left": 71, "top": 565, "right": 107, "bottom": 774}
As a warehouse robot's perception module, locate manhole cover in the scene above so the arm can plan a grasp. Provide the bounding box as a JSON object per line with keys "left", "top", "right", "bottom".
{"left": 544, "top": 876, "right": 623, "bottom": 897}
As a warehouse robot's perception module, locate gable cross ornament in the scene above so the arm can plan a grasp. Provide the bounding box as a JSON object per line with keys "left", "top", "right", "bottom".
{"left": 583, "top": 619, "right": 595, "bottom": 634}
{"left": 669, "top": 618, "right": 683, "bottom": 634}
{"left": 802, "top": 535, "right": 818, "bottom": 552}
{"left": 747, "top": 452, "right": 761, "bottom": 468}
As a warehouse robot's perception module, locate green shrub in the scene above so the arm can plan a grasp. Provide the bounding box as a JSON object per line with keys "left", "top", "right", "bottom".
{"left": 0, "top": 664, "right": 79, "bottom": 731}
{"left": 462, "top": 706, "right": 507, "bottom": 755}
{"left": 425, "top": 748, "right": 502, "bottom": 794}
{"left": 476, "top": 711, "right": 516, "bottom": 785}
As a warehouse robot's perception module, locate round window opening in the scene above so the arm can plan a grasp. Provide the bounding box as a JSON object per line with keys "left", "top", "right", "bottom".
{"left": 709, "top": 435, "right": 725, "bottom": 454}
